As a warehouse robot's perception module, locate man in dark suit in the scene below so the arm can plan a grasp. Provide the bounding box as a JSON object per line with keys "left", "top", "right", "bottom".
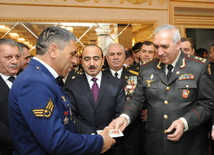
{"left": 64, "top": 44, "right": 125, "bottom": 154}
{"left": 9, "top": 26, "right": 115, "bottom": 155}
{"left": 105, "top": 43, "right": 144, "bottom": 155}
{"left": 64, "top": 44, "right": 125, "bottom": 134}
{"left": 0, "top": 39, "right": 20, "bottom": 155}
{"left": 109, "top": 24, "right": 214, "bottom": 155}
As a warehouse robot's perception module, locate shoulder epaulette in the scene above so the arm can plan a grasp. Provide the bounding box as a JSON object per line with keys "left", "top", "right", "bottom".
{"left": 127, "top": 70, "right": 139, "bottom": 76}
{"left": 125, "top": 63, "right": 140, "bottom": 71}
{"left": 186, "top": 55, "right": 207, "bottom": 64}
{"left": 142, "top": 58, "right": 159, "bottom": 66}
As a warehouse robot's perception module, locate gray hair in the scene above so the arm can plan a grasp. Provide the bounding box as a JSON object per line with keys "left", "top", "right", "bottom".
{"left": 106, "top": 43, "right": 125, "bottom": 55}
{"left": 36, "top": 26, "right": 76, "bottom": 55}
{"left": 154, "top": 24, "right": 181, "bottom": 44}
{"left": 0, "top": 39, "right": 18, "bottom": 52}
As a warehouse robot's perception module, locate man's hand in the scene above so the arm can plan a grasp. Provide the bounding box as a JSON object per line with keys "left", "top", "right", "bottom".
{"left": 99, "top": 127, "right": 116, "bottom": 154}
{"left": 108, "top": 116, "right": 128, "bottom": 132}
{"left": 140, "top": 109, "right": 147, "bottom": 122}
{"left": 167, "top": 119, "right": 184, "bottom": 141}
{"left": 211, "top": 128, "right": 214, "bottom": 140}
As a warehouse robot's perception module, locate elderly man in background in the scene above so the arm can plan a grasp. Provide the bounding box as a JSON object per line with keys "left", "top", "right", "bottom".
{"left": 0, "top": 39, "right": 20, "bottom": 155}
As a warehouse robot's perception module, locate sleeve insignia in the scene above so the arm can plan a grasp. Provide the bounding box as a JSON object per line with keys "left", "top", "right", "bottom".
{"left": 32, "top": 99, "right": 54, "bottom": 118}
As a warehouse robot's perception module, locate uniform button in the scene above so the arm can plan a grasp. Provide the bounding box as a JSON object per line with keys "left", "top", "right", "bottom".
{"left": 164, "top": 115, "right": 168, "bottom": 119}
{"left": 164, "top": 130, "right": 167, "bottom": 134}
{"left": 164, "top": 100, "right": 168, "bottom": 105}
{"left": 166, "top": 86, "right": 170, "bottom": 90}
{"left": 67, "top": 104, "right": 69, "bottom": 107}
{"left": 186, "top": 85, "right": 189, "bottom": 88}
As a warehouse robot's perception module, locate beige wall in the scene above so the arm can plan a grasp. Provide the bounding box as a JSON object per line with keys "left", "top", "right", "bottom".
{"left": 0, "top": 0, "right": 168, "bottom": 25}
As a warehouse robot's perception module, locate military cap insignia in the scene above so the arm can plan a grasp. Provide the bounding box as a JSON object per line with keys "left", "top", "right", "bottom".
{"left": 32, "top": 99, "right": 54, "bottom": 118}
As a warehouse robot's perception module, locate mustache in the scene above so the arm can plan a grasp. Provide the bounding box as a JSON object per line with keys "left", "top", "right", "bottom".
{"left": 88, "top": 66, "right": 96, "bottom": 69}
{"left": 9, "top": 64, "right": 19, "bottom": 68}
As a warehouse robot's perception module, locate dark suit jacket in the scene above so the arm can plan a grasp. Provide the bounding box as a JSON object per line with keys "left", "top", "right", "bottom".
{"left": 122, "top": 52, "right": 214, "bottom": 155}
{"left": 64, "top": 72, "right": 125, "bottom": 134}
{"left": 0, "top": 76, "right": 12, "bottom": 146}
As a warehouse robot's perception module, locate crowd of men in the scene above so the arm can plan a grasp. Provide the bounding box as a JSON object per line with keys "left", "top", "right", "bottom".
{"left": 0, "top": 24, "right": 214, "bottom": 155}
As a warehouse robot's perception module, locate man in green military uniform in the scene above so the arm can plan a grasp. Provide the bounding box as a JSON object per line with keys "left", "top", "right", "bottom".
{"left": 109, "top": 24, "right": 214, "bottom": 155}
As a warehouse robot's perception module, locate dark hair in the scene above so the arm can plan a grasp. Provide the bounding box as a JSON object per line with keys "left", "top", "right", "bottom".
{"left": 18, "top": 42, "right": 29, "bottom": 54}
{"left": 181, "top": 37, "right": 194, "bottom": 49}
{"left": 36, "top": 26, "right": 76, "bottom": 55}
{"left": 125, "top": 48, "right": 133, "bottom": 59}
{"left": 82, "top": 44, "right": 103, "bottom": 58}
{"left": 195, "top": 48, "right": 208, "bottom": 58}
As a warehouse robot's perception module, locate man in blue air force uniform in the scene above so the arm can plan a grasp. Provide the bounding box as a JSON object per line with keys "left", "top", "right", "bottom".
{"left": 9, "top": 26, "right": 115, "bottom": 155}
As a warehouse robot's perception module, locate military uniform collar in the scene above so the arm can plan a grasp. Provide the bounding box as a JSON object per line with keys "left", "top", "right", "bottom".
{"left": 33, "top": 57, "right": 58, "bottom": 79}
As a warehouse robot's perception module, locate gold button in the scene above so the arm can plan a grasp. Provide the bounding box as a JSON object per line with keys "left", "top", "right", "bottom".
{"left": 186, "top": 85, "right": 189, "bottom": 88}
{"left": 164, "top": 115, "right": 168, "bottom": 119}
{"left": 36, "top": 67, "right": 40, "bottom": 69}
{"left": 164, "top": 100, "right": 168, "bottom": 105}
{"left": 164, "top": 130, "right": 167, "bottom": 134}
{"left": 67, "top": 104, "right": 69, "bottom": 107}
{"left": 166, "top": 86, "right": 170, "bottom": 90}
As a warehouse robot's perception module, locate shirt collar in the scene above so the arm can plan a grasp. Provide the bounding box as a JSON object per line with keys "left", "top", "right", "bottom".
{"left": 110, "top": 67, "right": 123, "bottom": 78}
{"left": 166, "top": 50, "right": 181, "bottom": 68}
{"left": 85, "top": 71, "right": 102, "bottom": 82}
{"left": 33, "top": 57, "right": 58, "bottom": 79}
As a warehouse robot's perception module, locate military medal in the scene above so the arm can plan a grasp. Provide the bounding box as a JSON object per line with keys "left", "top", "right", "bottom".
{"left": 69, "top": 107, "right": 72, "bottom": 122}
{"left": 64, "top": 111, "right": 69, "bottom": 125}
{"left": 145, "top": 80, "right": 154, "bottom": 87}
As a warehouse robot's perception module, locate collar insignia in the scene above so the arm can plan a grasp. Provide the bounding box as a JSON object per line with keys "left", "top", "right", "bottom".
{"left": 156, "top": 61, "right": 161, "bottom": 69}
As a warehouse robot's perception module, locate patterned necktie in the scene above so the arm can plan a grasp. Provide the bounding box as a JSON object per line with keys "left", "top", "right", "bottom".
{"left": 91, "top": 78, "right": 99, "bottom": 104}
{"left": 167, "top": 64, "right": 173, "bottom": 81}
{"left": 8, "top": 76, "right": 15, "bottom": 83}
{"left": 114, "top": 72, "right": 118, "bottom": 78}
{"left": 56, "top": 76, "right": 64, "bottom": 87}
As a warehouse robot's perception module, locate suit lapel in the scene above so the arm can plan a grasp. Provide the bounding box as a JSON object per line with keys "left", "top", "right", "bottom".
{"left": 96, "top": 73, "right": 111, "bottom": 108}
{"left": 155, "top": 61, "right": 168, "bottom": 85}
{"left": 80, "top": 74, "right": 96, "bottom": 108}
{"left": 0, "top": 76, "right": 10, "bottom": 97}
{"left": 168, "top": 52, "right": 185, "bottom": 84}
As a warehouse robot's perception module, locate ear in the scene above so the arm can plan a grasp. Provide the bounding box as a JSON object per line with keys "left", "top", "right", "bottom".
{"left": 102, "top": 57, "right": 105, "bottom": 66}
{"left": 176, "top": 40, "right": 181, "bottom": 51}
{"left": 48, "top": 43, "right": 58, "bottom": 59}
